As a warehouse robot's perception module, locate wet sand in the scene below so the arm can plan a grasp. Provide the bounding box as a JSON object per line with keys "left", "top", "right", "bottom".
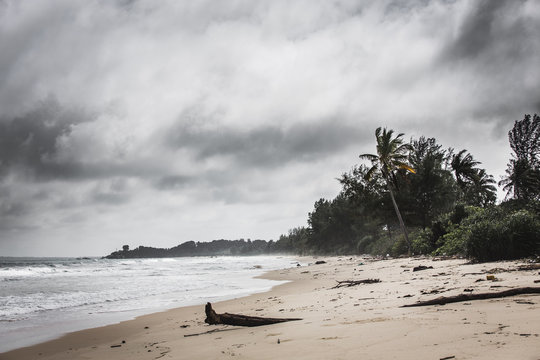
{"left": 2, "top": 256, "right": 539, "bottom": 360}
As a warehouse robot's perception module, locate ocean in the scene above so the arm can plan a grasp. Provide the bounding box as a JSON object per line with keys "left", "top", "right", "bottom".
{"left": 0, "top": 255, "right": 297, "bottom": 353}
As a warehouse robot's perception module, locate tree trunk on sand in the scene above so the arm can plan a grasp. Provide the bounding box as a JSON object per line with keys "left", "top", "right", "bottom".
{"left": 388, "top": 187, "right": 411, "bottom": 256}
{"left": 204, "top": 303, "right": 302, "bottom": 327}
{"left": 401, "top": 287, "right": 540, "bottom": 307}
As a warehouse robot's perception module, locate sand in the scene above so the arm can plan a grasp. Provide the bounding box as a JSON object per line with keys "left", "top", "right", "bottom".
{"left": 2, "top": 256, "right": 539, "bottom": 360}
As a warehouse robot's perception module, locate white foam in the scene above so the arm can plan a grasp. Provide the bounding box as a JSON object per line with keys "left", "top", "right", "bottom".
{"left": 0, "top": 255, "right": 295, "bottom": 352}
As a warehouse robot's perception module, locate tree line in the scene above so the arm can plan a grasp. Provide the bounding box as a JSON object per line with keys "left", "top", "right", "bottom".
{"left": 105, "top": 239, "right": 283, "bottom": 258}
{"left": 274, "top": 114, "right": 540, "bottom": 261}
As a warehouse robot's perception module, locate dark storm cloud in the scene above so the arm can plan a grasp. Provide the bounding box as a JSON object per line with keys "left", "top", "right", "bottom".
{"left": 167, "top": 117, "right": 368, "bottom": 168}
{"left": 1, "top": 0, "right": 540, "bottom": 256}
{"left": 0, "top": 98, "right": 165, "bottom": 183}
{"left": 0, "top": 196, "right": 26, "bottom": 217}
{"left": 0, "top": 184, "right": 31, "bottom": 232}
{"left": 434, "top": 0, "right": 540, "bottom": 131}
{"left": 0, "top": 97, "right": 95, "bottom": 180}
{"left": 443, "top": 0, "right": 507, "bottom": 61}
{"left": 440, "top": 0, "right": 539, "bottom": 68}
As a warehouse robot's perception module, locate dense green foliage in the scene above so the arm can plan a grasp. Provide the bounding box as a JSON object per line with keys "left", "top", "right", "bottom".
{"left": 277, "top": 115, "right": 539, "bottom": 261}
{"left": 359, "top": 127, "right": 415, "bottom": 253}
{"left": 500, "top": 114, "right": 540, "bottom": 201}
{"left": 466, "top": 208, "right": 540, "bottom": 262}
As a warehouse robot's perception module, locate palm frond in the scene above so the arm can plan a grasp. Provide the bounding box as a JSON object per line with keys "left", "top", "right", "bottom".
{"left": 398, "top": 164, "right": 416, "bottom": 174}
{"left": 359, "top": 153, "right": 378, "bottom": 162}
{"left": 364, "top": 165, "right": 379, "bottom": 181}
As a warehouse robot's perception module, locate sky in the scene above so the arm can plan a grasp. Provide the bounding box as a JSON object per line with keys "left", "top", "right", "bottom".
{"left": 0, "top": 0, "right": 539, "bottom": 256}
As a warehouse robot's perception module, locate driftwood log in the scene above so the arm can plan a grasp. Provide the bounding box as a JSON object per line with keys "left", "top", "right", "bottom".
{"left": 517, "top": 264, "right": 540, "bottom": 271}
{"left": 402, "top": 287, "right": 540, "bottom": 307}
{"left": 204, "top": 303, "right": 302, "bottom": 327}
{"left": 413, "top": 265, "right": 433, "bottom": 272}
{"left": 331, "top": 279, "right": 381, "bottom": 289}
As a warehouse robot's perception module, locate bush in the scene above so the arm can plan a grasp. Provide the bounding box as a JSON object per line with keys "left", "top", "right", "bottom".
{"left": 364, "top": 232, "right": 397, "bottom": 256}
{"left": 410, "top": 229, "right": 434, "bottom": 255}
{"left": 434, "top": 224, "right": 469, "bottom": 256}
{"left": 466, "top": 209, "right": 540, "bottom": 262}
{"left": 356, "top": 235, "right": 373, "bottom": 254}
{"left": 391, "top": 236, "right": 409, "bottom": 256}
{"left": 430, "top": 206, "right": 484, "bottom": 256}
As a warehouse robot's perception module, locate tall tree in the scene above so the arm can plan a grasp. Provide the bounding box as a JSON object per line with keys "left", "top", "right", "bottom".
{"left": 360, "top": 127, "right": 415, "bottom": 254}
{"left": 451, "top": 149, "right": 480, "bottom": 190}
{"left": 451, "top": 149, "right": 496, "bottom": 206}
{"left": 406, "top": 137, "right": 456, "bottom": 229}
{"left": 469, "top": 169, "right": 497, "bottom": 206}
{"left": 307, "top": 195, "right": 358, "bottom": 254}
{"left": 339, "top": 165, "right": 389, "bottom": 253}
{"left": 509, "top": 114, "right": 540, "bottom": 164}
{"left": 500, "top": 114, "right": 540, "bottom": 201}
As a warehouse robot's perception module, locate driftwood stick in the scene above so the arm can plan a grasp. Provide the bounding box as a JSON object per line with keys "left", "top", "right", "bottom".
{"left": 331, "top": 279, "right": 381, "bottom": 289}
{"left": 517, "top": 264, "right": 540, "bottom": 271}
{"left": 184, "top": 327, "right": 241, "bottom": 337}
{"left": 402, "top": 287, "right": 540, "bottom": 307}
{"left": 204, "top": 303, "right": 302, "bottom": 327}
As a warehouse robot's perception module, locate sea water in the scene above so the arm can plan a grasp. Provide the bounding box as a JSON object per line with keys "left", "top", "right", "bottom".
{"left": 0, "top": 256, "right": 296, "bottom": 353}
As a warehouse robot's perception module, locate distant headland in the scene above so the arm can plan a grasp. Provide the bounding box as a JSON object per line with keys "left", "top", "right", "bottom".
{"left": 104, "top": 239, "right": 288, "bottom": 259}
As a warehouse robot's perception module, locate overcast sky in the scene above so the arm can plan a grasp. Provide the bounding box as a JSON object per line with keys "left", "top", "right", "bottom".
{"left": 1, "top": 0, "right": 539, "bottom": 256}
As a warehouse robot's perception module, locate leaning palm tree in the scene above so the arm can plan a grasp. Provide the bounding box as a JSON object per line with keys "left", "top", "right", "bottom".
{"left": 360, "top": 127, "right": 415, "bottom": 254}
{"left": 451, "top": 149, "right": 480, "bottom": 190}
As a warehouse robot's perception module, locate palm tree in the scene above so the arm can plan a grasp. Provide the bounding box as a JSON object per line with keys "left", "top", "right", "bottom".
{"left": 451, "top": 149, "right": 480, "bottom": 190}
{"left": 360, "top": 127, "right": 415, "bottom": 254}
{"left": 499, "top": 158, "right": 540, "bottom": 201}
{"left": 499, "top": 114, "right": 540, "bottom": 201}
{"left": 471, "top": 169, "right": 497, "bottom": 206}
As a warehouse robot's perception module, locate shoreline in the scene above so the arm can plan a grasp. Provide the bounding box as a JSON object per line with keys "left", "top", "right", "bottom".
{"left": 0, "top": 255, "right": 295, "bottom": 353}
{"left": 0, "top": 257, "right": 304, "bottom": 359}
{"left": 2, "top": 256, "right": 539, "bottom": 359}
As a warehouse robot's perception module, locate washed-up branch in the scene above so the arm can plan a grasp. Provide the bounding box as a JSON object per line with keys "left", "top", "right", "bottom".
{"left": 331, "top": 279, "right": 381, "bottom": 289}
{"left": 402, "top": 287, "right": 540, "bottom": 307}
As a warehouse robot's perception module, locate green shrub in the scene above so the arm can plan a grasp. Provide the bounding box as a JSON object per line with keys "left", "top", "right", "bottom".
{"left": 410, "top": 228, "right": 434, "bottom": 255}
{"left": 391, "top": 236, "right": 409, "bottom": 256}
{"left": 434, "top": 224, "right": 469, "bottom": 256}
{"left": 504, "top": 210, "right": 540, "bottom": 256}
{"left": 364, "top": 233, "right": 396, "bottom": 256}
{"left": 466, "top": 209, "right": 540, "bottom": 262}
{"left": 430, "top": 206, "right": 484, "bottom": 256}
{"left": 356, "top": 235, "right": 373, "bottom": 254}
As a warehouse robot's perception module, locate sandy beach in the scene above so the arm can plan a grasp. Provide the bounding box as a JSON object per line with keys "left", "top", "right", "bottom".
{"left": 2, "top": 256, "right": 539, "bottom": 360}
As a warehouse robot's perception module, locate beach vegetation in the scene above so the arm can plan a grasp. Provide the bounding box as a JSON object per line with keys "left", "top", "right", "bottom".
{"left": 409, "top": 228, "right": 434, "bottom": 255}
{"left": 276, "top": 115, "right": 539, "bottom": 262}
{"left": 466, "top": 208, "right": 540, "bottom": 262}
{"left": 359, "top": 127, "right": 415, "bottom": 254}
{"left": 499, "top": 114, "right": 540, "bottom": 201}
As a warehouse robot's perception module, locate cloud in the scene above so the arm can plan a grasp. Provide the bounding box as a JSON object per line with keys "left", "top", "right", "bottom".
{"left": 442, "top": 0, "right": 507, "bottom": 61}
{"left": 154, "top": 175, "right": 194, "bottom": 191}
{"left": 89, "top": 177, "right": 132, "bottom": 205}
{"left": 166, "top": 113, "right": 368, "bottom": 169}
{"left": 434, "top": 0, "right": 540, "bottom": 125}
{"left": 0, "top": 0, "right": 539, "bottom": 255}
{"left": 0, "top": 96, "right": 95, "bottom": 179}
